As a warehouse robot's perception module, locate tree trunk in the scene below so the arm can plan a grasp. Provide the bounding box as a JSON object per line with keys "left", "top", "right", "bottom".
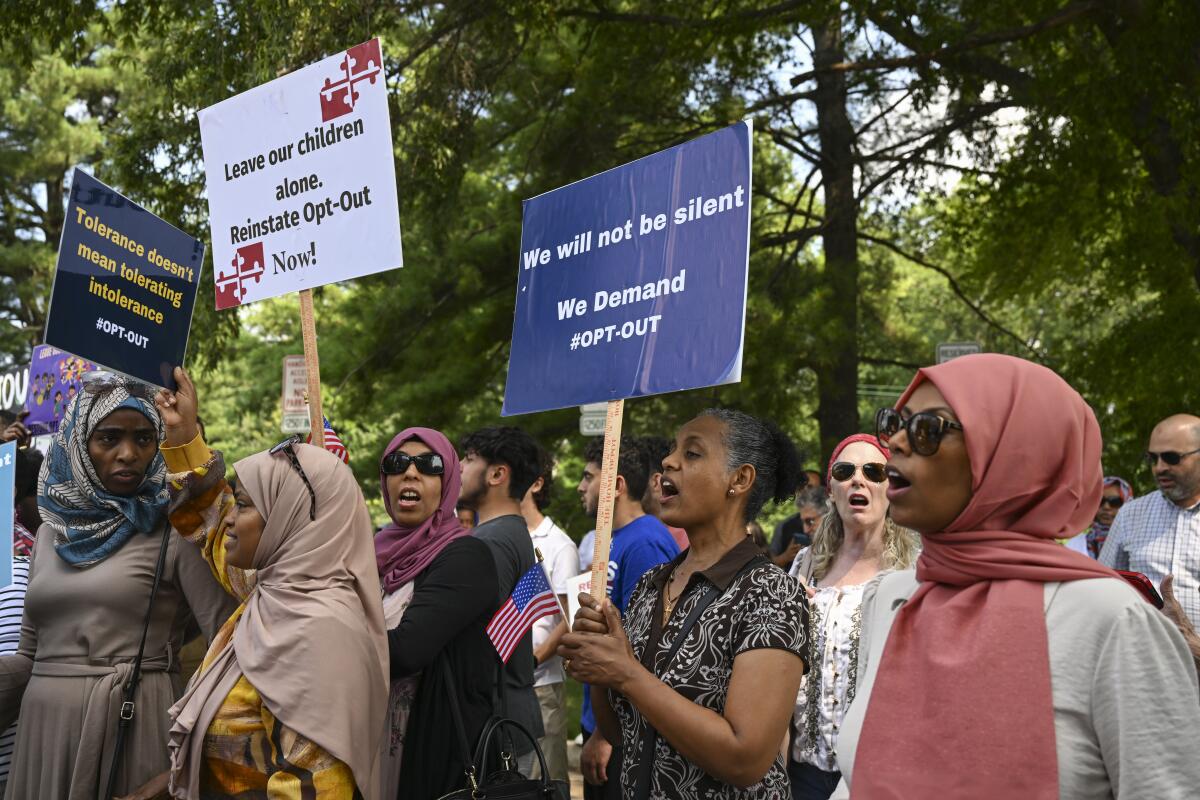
{"left": 812, "top": 17, "right": 860, "bottom": 463}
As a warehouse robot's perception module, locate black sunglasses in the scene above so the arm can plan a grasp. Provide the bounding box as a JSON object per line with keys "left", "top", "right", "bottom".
{"left": 381, "top": 451, "right": 445, "bottom": 476}
{"left": 1144, "top": 448, "right": 1200, "bottom": 467}
{"left": 830, "top": 461, "right": 887, "bottom": 483}
{"left": 1099, "top": 497, "right": 1124, "bottom": 509}
{"left": 270, "top": 438, "right": 317, "bottom": 520}
{"left": 876, "top": 408, "right": 964, "bottom": 457}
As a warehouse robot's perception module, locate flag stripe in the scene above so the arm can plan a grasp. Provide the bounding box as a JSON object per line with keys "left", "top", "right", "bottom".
{"left": 486, "top": 561, "right": 560, "bottom": 663}
{"left": 492, "top": 596, "right": 559, "bottom": 660}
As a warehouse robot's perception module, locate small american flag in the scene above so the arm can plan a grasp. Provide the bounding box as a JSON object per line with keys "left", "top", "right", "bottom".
{"left": 486, "top": 562, "right": 560, "bottom": 663}
{"left": 307, "top": 416, "right": 349, "bottom": 464}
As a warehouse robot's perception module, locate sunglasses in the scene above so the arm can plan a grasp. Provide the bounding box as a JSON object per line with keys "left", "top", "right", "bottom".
{"left": 82, "top": 371, "right": 158, "bottom": 401}
{"left": 830, "top": 461, "right": 887, "bottom": 483}
{"left": 381, "top": 451, "right": 445, "bottom": 476}
{"left": 876, "top": 408, "right": 963, "bottom": 457}
{"left": 1099, "top": 497, "right": 1124, "bottom": 509}
{"left": 1144, "top": 448, "right": 1200, "bottom": 467}
{"left": 269, "top": 438, "right": 317, "bottom": 520}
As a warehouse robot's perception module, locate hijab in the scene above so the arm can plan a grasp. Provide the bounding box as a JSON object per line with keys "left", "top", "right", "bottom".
{"left": 374, "top": 427, "right": 468, "bottom": 593}
{"left": 38, "top": 378, "right": 169, "bottom": 567}
{"left": 168, "top": 443, "right": 387, "bottom": 798}
{"left": 1086, "top": 476, "right": 1134, "bottom": 558}
{"left": 852, "top": 354, "right": 1117, "bottom": 800}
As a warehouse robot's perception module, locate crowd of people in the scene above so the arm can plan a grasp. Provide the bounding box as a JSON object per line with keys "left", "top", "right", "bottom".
{"left": 0, "top": 352, "right": 1194, "bottom": 799}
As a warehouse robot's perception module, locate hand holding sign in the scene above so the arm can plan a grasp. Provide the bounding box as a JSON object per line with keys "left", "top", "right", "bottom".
{"left": 154, "top": 366, "right": 200, "bottom": 447}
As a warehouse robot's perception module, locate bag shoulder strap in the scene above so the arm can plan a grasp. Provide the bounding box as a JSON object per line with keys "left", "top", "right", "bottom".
{"left": 632, "top": 554, "right": 768, "bottom": 799}
{"left": 440, "top": 655, "right": 480, "bottom": 795}
{"left": 103, "top": 526, "right": 171, "bottom": 800}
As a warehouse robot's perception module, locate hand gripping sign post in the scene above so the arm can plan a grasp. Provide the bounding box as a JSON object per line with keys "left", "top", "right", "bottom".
{"left": 503, "top": 121, "right": 752, "bottom": 596}
{"left": 44, "top": 169, "right": 204, "bottom": 390}
{"left": 199, "top": 38, "right": 403, "bottom": 445}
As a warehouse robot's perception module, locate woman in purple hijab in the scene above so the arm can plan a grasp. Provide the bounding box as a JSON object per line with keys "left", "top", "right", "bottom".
{"left": 374, "top": 427, "right": 501, "bottom": 799}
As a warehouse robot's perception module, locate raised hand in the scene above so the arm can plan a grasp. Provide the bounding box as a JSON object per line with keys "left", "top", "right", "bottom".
{"left": 154, "top": 366, "right": 200, "bottom": 447}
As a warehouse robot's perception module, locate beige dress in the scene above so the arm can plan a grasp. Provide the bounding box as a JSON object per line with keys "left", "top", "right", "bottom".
{"left": 0, "top": 523, "right": 237, "bottom": 800}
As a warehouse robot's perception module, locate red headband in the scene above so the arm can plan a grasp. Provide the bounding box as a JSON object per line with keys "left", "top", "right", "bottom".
{"left": 826, "top": 433, "right": 890, "bottom": 488}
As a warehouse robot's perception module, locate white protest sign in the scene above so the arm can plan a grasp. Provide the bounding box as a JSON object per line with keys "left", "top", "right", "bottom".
{"left": 199, "top": 38, "right": 403, "bottom": 310}
{"left": 280, "top": 354, "right": 309, "bottom": 433}
{"left": 565, "top": 572, "right": 592, "bottom": 629}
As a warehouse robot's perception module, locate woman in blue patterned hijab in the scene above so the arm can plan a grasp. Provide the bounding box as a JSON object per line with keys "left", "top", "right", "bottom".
{"left": 38, "top": 375, "right": 170, "bottom": 567}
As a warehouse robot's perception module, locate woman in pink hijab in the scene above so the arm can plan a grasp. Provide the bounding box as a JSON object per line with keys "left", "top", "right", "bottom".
{"left": 374, "top": 427, "right": 501, "bottom": 799}
{"left": 831, "top": 354, "right": 1200, "bottom": 798}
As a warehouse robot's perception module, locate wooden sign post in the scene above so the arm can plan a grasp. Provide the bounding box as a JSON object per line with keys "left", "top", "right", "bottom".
{"left": 298, "top": 289, "right": 325, "bottom": 450}
{"left": 590, "top": 400, "right": 625, "bottom": 596}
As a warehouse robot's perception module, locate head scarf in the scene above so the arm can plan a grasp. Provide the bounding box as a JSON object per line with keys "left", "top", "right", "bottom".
{"left": 38, "top": 378, "right": 168, "bottom": 567}
{"left": 852, "top": 354, "right": 1117, "bottom": 800}
{"left": 168, "top": 444, "right": 387, "bottom": 798}
{"left": 375, "top": 427, "right": 468, "bottom": 593}
{"left": 825, "top": 433, "right": 889, "bottom": 489}
{"left": 1086, "top": 476, "right": 1134, "bottom": 558}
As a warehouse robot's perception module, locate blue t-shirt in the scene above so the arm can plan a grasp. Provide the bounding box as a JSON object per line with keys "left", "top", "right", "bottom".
{"left": 581, "top": 514, "right": 679, "bottom": 734}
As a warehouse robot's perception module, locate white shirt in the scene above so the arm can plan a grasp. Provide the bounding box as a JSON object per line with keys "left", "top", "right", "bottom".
{"left": 530, "top": 517, "right": 579, "bottom": 686}
{"left": 1099, "top": 490, "right": 1200, "bottom": 628}
{"left": 578, "top": 529, "right": 596, "bottom": 573}
{"left": 792, "top": 582, "right": 867, "bottom": 772}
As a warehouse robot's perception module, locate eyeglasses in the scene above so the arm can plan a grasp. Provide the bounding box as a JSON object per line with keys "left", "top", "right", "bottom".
{"left": 875, "top": 408, "right": 964, "bottom": 457}
{"left": 1099, "top": 497, "right": 1124, "bottom": 509}
{"left": 1144, "top": 449, "right": 1200, "bottom": 467}
{"left": 381, "top": 451, "right": 445, "bottom": 476}
{"left": 830, "top": 461, "right": 887, "bottom": 483}
{"left": 269, "top": 438, "right": 317, "bottom": 520}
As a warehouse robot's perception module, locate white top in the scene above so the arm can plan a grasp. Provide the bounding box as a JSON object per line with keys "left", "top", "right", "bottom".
{"left": 791, "top": 581, "right": 867, "bottom": 772}
{"left": 831, "top": 570, "right": 1200, "bottom": 799}
{"left": 578, "top": 529, "right": 596, "bottom": 573}
{"left": 1099, "top": 490, "right": 1200, "bottom": 628}
{"left": 1062, "top": 531, "right": 1090, "bottom": 555}
{"left": 530, "top": 516, "right": 579, "bottom": 686}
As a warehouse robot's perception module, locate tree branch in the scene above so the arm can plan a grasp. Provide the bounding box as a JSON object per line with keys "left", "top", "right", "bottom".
{"left": 858, "top": 230, "right": 1042, "bottom": 360}
{"left": 789, "top": 1, "right": 1101, "bottom": 87}
{"left": 562, "top": 2, "right": 806, "bottom": 29}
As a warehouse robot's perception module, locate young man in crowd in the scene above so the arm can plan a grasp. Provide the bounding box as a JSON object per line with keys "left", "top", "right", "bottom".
{"left": 459, "top": 426, "right": 546, "bottom": 774}
{"left": 576, "top": 435, "right": 679, "bottom": 799}
{"left": 639, "top": 435, "right": 689, "bottom": 551}
{"left": 520, "top": 447, "right": 579, "bottom": 782}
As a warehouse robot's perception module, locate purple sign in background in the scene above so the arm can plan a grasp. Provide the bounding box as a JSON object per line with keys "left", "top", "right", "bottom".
{"left": 23, "top": 345, "right": 98, "bottom": 435}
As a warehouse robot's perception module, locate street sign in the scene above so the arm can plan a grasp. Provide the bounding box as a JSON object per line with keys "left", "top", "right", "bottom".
{"left": 579, "top": 402, "right": 607, "bottom": 436}
{"left": 936, "top": 342, "right": 981, "bottom": 364}
{"left": 281, "top": 354, "right": 310, "bottom": 433}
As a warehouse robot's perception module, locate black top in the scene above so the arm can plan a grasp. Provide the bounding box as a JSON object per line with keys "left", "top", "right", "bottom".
{"left": 770, "top": 513, "right": 811, "bottom": 556}
{"left": 613, "top": 537, "right": 809, "bottom": 799}
{"left": 391, "top": 536, "right": 500, "bottom": 800}
{"left": 472, "top": 513, "right": 544, "bottom": 749}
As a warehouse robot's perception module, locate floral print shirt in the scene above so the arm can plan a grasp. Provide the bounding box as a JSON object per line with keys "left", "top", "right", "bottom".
{"left": 611, "top": 538, "right": 809, "bottom": 799}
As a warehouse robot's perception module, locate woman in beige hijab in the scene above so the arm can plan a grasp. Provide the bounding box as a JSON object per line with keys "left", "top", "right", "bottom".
{"left": 128, "top": 441, "right": 387, "bottom": 799}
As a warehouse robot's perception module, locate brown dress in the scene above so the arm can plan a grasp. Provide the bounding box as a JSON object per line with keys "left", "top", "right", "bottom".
{"left": 0, "top": 520, "right": 237, "bottom": 800}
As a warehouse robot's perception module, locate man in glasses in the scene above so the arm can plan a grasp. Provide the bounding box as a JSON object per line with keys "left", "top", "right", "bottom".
{"left": 1100, "top": 414, "right": 1200, "bottom": 629}
{"left": 458, "top": 426, "right": 546, "bottom": 774}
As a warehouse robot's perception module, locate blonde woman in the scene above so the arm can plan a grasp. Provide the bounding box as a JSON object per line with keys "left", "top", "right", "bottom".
{"left": 787, "top": 434, "right": 918, "bottom": 799}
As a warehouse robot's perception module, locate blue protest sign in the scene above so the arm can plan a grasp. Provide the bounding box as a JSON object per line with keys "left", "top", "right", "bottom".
{"left": 45, "top": 169, "right": 204, "bottom": 389}
{"left": 0, "top": 441, "right": 14, "bottom": 587}
{"left": 503, "top": 121, "right": 751, "bottom": 416}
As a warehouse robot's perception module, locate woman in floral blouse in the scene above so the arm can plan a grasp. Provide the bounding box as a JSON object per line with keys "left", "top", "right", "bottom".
{"left": 562, "top": 409, "right": 809, "bottom": 799}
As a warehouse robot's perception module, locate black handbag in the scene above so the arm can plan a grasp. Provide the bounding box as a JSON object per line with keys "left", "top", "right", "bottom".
{"left": 436, "top": 657, "right": 569, "bottom": 800}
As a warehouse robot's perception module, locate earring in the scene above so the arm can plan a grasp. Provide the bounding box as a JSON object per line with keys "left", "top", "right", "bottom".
{"left": 727, "top": 488, "right": 734, "bottom": 496}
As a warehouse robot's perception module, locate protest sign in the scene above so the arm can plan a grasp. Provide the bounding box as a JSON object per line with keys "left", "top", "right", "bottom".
{"left": 565, "top": 572, "right": 591, "bottom": 629}
{"left": 0, "top": 367, "right": 28, "bottom": 415}
{"left": 281, "top": 355, "right": 310, "bottom": 433}
{"left": 45, "top": 169, "right": 203, "bottom": 389}
{"left": 22, "top": 346, "right": 98, "bottom": 435}
{"left": 503, "top": 121, "right": 752, "bottom": 416}
{"left": 198, "top": 37, "right": 403, "bottom": 310}
{"left": 0, "top": 441, "right": 15, "bottom": 587}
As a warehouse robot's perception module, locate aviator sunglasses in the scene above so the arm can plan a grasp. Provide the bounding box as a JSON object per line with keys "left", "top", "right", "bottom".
{"left": 381, "top": 451, "right": 445, "bottom": 477}
{"left": 830, "top": 461, "right": 887, "bottom": 483}
{"left": 1144, "top": 448, "right": 1200, "bottom": 467}
{"left": 875, "top": 407, "right": 963, "bottom": 457}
